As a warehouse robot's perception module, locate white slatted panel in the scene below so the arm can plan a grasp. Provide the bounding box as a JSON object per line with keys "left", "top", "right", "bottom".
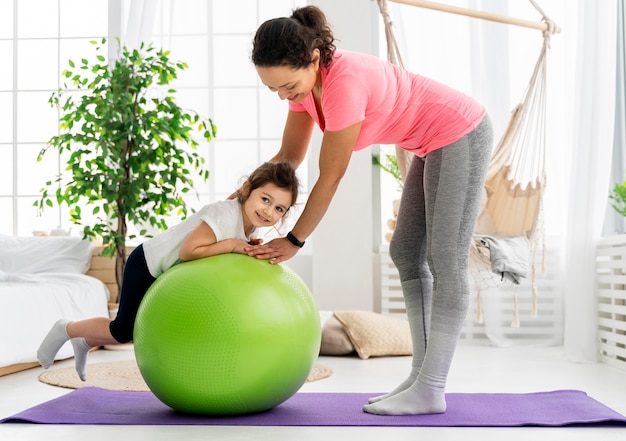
{"left": 379, "top": 241, "right": 564, "bottom": 347}
{"left": 380, "top": 247, "right": 406, "bottom": 318}
{"left": 596, "top": 235, "right": 626, "bottom": 371}
{"left": 379, "top": 245, "right": 488, "bottom": 344}
{"left": 479, "top": 259, "right": 564, "bottom": 347}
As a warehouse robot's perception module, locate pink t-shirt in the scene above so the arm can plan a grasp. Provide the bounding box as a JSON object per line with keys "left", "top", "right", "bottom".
{"left": 289, "top": 49, "right": 486, "bottom": 156}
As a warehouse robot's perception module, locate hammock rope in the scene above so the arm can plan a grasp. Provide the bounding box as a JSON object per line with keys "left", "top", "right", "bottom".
{"left": 473, "top": 3, "right": 555, "bottom": 319}
{"left": 376, "top": 0, "right": 558, "bottom": 326}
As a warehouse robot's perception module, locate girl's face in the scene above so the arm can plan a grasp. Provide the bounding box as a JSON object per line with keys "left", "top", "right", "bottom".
{"left": 242, "top": 183, "right": 293, "bottom": 231}
{"left": 256, "top": 50, "right": 321, "bottom": 103}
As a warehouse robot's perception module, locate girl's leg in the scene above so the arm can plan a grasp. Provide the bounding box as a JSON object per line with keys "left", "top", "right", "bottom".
{"left": 364, "top": 115, "right": 492, "bottom": 415}
{"left": 37, "top": 245, "right": 155, "bottom": 380}
{"left": 108, "top": 244, "right": 156, "bottom": 344}
{"left": 368, "top": 155, "right": 432, "bottom": 404}
{"left": 36, "top": 317, "right": 113, "bottom": 381}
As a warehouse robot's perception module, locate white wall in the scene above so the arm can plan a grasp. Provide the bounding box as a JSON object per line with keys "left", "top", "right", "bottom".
{"left": 292, "top": 0, "right": 378, "bottom": 311}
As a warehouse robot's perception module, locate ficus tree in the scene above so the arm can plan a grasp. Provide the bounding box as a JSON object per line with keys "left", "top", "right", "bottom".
{"left": 36, "top": 38, "right": 216, "bottom": 297}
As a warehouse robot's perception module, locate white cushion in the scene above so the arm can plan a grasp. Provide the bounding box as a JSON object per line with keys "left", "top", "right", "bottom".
{"left": 0, "top": 235, "right": 93, "bottom": 274}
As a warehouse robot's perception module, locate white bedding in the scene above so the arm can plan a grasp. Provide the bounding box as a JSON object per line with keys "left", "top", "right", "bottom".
{"left": 0, "top": 272, "right": 109, "bottom": 368}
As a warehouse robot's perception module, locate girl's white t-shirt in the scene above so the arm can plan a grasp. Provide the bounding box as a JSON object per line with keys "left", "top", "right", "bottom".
{"left": 142, "top": 199, "right": 253, "bottom": 277}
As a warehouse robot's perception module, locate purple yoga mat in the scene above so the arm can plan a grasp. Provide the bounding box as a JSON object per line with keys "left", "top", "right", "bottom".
{"left": 2, "top": 388, "right": 626, "bottom": 427}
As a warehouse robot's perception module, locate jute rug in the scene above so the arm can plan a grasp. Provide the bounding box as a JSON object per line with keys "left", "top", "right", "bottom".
{"left": 38, "top": 359, "right": 332, "bottom": 392}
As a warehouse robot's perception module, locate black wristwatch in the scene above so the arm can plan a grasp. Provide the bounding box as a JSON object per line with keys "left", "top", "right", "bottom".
{"left": 286, "top": 231, "right": 305, "bottom": 248}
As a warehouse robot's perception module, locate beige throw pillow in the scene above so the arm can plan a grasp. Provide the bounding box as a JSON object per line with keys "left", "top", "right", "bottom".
{"left": 333, "top": 310, "right": 412, "bottom": 360}
{"left": 319, "top": 315, "right": 355, "bottom": 355}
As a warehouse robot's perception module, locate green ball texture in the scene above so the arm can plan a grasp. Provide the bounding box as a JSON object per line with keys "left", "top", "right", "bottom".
{"left": 134, "top": 253, "right": 321, "bottom": 415}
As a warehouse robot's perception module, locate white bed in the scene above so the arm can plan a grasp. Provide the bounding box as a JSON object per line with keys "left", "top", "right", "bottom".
{"left": 0, "top": 235, "right": 109, "bottom": 374}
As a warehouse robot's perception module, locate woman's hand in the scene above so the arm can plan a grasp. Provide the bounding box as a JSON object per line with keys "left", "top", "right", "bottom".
{"left": 245, "top": 237, "right": 299, "bottom": 264}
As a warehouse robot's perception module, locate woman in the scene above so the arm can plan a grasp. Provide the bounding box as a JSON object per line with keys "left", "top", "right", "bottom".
{"left": 246, "top": 6, "right": 493, "bottom": 416}
{"left": 38, "top": 162, "right": 300, "bottom": 381}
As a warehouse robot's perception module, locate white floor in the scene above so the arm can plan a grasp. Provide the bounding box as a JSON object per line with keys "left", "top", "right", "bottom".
{"left": 1, "top": 344, "right": 626, "bottom": 441}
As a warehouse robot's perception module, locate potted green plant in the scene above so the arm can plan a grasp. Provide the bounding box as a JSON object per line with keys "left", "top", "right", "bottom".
{"left": 373, "top": 151, "right": 404, "bottom": 242}
{"left": 372, "top": 151, "right": 403, "bottom": 191}
{"left": 610, "top": 180, "right": 626, "bottom": 217}
{"left": 599, "top": 179, "right": 626, "bottom": 370}
{"left": 36, "top": 38, "right": 216, "bottom": 300}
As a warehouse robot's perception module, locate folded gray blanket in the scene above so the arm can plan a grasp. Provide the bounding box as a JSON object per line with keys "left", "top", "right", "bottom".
{"left": 478, "top": 235, "right": 531, "bottom": 284}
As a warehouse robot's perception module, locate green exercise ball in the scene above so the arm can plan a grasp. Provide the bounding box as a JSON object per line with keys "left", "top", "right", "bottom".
{"left": 133, "top": 253, "right": 321, "bottom": 416}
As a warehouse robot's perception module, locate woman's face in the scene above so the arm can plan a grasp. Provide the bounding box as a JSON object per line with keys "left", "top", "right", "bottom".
{"left": 256, "top": 51, "right": 320, "bottom": 104}
{"left": 242, "top": 183, "right": 293, "bottom": 230}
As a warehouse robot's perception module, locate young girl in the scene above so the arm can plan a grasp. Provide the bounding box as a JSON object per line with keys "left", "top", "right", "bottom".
{"left": 37, "top": 161, "right": 299, "bottom": 381}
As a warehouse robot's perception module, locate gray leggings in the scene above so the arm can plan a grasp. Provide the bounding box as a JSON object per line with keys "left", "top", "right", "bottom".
{"left": 389, "top": 114, "right": 493, "bottom": 335}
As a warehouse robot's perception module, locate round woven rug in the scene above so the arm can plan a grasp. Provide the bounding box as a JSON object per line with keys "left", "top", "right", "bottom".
{"left": 38, "top": 359, "right": 332, "bottom": 391}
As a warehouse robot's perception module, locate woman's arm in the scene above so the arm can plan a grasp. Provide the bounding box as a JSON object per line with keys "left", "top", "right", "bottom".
{"left": 246, "top": 120, "right": 362, "bottom": 263}
{"left": 290, "top": 121, "right": 361, "bottom": 240}
{"left": 179, "top": 222, "right": 249, "bottom": 261}
{"left": 270, "top": 110, "right": 315, "bottom": 168}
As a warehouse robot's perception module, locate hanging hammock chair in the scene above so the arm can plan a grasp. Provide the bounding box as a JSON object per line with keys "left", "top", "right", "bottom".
{"left": 376, "top": 0, "right": 559, "bottom": 324}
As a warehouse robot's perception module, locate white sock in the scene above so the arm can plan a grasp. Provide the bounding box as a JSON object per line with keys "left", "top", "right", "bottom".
{"left": 362, "top": 378, "right": 446, "bottom": 416}
{"left": 71, "top": 338, "right": 92, "bottom": 381}
{"left": 37, "top": 319, "right": 71, "bottom": 369}
{"left": 363, "top": 329, "right": 456, "bottom": 416}
{"left": 368, "top": 278, "right": 431, "bottom": 404}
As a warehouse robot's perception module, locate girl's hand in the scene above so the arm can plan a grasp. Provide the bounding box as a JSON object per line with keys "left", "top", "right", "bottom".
{"left": 245, "top": 237, "right": 299, "bottom": 264}
{"left": 232, "top": 239, "right": 255, "bottom": 255}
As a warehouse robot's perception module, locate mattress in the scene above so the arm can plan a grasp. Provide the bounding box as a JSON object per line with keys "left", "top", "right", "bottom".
{"left": 0, "top": 272, "right": 109, "bottom": 367}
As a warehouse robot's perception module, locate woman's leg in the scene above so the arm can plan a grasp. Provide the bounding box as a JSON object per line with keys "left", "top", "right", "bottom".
{"left": 368, "top": 155, "right": 432, "bottom": 404}
{"left": 364, "top": 115, "right": 492, "bottom": 415}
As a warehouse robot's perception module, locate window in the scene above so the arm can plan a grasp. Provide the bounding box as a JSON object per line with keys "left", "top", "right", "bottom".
{"left": 1, "top": 0, "right": 109, "bottom": 235}
{"left": 1, "top": 0, "right": 307, "bottom": 240}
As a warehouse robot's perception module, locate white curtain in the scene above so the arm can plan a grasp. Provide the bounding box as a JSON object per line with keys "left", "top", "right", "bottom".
{"left": 467, "top": 0, "right": 511, "bottom": 141}
{"left": 122, "top": 0, "right": 158, "bottom": 49}
{"left": 564, "top": 0, "right": 618, "bottom": 362}
{"left": 605, "top": 0, "right": 626, "bottom": 236}
{"left": 108, "top": 0, "right": 159, "bottom": 54}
